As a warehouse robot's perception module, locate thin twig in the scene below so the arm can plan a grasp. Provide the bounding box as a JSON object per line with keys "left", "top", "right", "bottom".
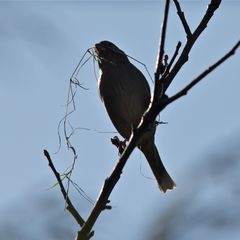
{"left": 153, "top": 0, "right": 170, "bottom": 101}
{"left": 173, "top": 0, "right": 192, "bottom": 38}
{"left": 162, "top": 0, "right": 222, "bottom": 92}
{"left": 166, "top": 41, "right": 240, "bottom": 106}
{"left": 155, "top": 0, "right": 170, "bottom": 80}
{"left": 43, "top": 150, "right": 85, "bottom": 227}
{"left": 65, "top": 176, "right": 95, "bottom": 205}
{"left": 165, "top": 41, "right": 182, "bottom": 75}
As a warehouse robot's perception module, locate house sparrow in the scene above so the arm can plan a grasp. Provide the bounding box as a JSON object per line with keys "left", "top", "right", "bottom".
{"left": 95, "top": 40, "right": 175, "bottom": 192}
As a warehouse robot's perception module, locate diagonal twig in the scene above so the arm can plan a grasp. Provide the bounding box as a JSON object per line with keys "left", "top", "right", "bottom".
{"left": 173, "top": 0, "right": 192, "bottom": 38}
{"left": 165, "top": 41, "right": 240, "bottom": 106}
{"left": 43, "top": 150, "right": 85, "bottom": 227}
{"left": 165, "top": 41, "right": 182, "bottom": 75}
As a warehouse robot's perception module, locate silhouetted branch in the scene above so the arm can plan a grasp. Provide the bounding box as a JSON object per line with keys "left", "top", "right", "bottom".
{"left": 165, "top": 41, "right": 182, "bottom": 75}
{"left": 166, "top": 41, "right": 240, "bottom": 106}
{"left": 43, "top": 150, "right": 85, "bottom": 227}
{"left": 173, "top": 0, "right": 192, "bottom": 38}
{"left": 77, "top": 135, "right": 138, "bottom": 239}
{"left": 153, "top": 0, "right": 170, "bottom": 102}
{"left": 162, "top": 0, "right": 222, "bottom": 92}
{"left": 155, "top": 0, "right": 170, "bottom": 80}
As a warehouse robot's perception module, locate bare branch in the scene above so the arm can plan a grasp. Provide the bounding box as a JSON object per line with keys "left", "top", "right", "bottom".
{"left": 155, "top": 0, "right": 170, "bottom": 80}
{"left": 165, "top": 41, "right": 182, "bottom": 74}
{"left": 77, "top": 131, "right": 139, "bottom": 238}
{"left": 162, "top": 0, "right": 222, "bottom": 92}
{"left": 173, "top": 0, "right": 192, "bottom": 38}
{"left": 166, "top": 41, "right": 240, "bottom": 106}
{"left": 193, "top": 0, "right": 221, "bottom": 41}
{"left": 153, "top": 0, "right": 171, "bottom": 103}
{"left": 43, "top": 150, "right": 85, "bottom": 227}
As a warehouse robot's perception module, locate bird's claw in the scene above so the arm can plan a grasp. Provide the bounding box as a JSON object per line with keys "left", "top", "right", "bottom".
{"left": 111, "top": 136, "right": 127, "bottom": 155}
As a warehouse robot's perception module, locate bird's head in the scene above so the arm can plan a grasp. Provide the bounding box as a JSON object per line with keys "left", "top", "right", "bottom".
{"left": 94, "top": 41, "right": 128, "bottom": 68}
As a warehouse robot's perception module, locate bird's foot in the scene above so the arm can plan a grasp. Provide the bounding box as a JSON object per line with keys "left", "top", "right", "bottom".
{"left": 111, "top": 136, "right": 127, "bottom": 155}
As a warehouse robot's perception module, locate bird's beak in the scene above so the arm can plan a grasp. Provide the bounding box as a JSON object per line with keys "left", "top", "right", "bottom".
{"left": 95, "top": 43, "right": 105, "bottom": 52}
{"left": 95, "top": 43, "right": 103, "bottom": 56}
{"left": 95, "top": 43, "right": 100, "bottom": 49}
{"left": 94, "top": 44, "right": 103, "bottom": 64}
{"left": 94, "top": 44, "right": 100, "bottom": 57}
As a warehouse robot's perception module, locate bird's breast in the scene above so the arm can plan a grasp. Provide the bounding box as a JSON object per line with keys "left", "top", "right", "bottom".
{"left": 98, "top": 64, "right": 150, "bottom": 138}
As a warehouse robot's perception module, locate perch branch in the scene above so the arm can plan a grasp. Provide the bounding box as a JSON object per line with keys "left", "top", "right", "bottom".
{"left": 153, "top": 0, "right": 170, "bottom": 102}
{"left": 43, "top": 150, "right": 85, "bottom": 227}
{"left": 77, "top": 130, "right": 141, "bottom": 239}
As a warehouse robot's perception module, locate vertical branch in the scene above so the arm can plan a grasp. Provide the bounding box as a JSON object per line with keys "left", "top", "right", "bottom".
{"left": 155, "top": 0, "right": 170, "bottom": 80}
{"left": 153, "top": 0, "right": 170, "bottom": 101}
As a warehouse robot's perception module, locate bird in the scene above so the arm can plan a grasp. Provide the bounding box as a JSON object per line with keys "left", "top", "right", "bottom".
{"left": 94, "top": 40, "right": 176, "bottom": 192}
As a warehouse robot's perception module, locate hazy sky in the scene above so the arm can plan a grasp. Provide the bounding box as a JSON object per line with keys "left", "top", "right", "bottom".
{"left": 0, "top": 1, "right": 240, "bottom": 240}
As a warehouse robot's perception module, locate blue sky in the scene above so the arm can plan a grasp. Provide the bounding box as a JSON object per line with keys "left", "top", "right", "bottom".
{"left": 0, "top": 1, "right": 240, "bottom": 239}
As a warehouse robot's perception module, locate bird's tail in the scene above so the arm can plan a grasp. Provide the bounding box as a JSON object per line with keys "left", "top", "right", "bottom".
{"left": 140, "top": 142, "right": 176, "bottom": 193}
